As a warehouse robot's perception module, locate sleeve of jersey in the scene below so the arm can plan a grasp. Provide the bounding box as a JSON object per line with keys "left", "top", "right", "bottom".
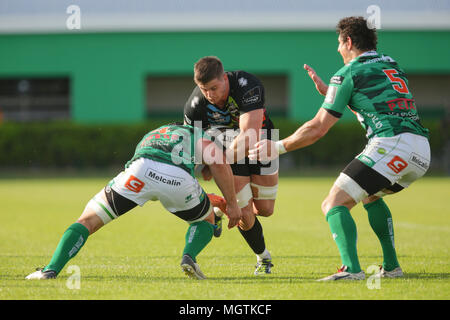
{"left": 321, "top": 66, "right": 353, "bottom": 117}
{"left": 184, "top": 89, "right": 202, "bottom": 126}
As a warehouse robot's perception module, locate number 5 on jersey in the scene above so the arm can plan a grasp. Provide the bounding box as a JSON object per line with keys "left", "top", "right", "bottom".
{"left": 383, "top": 69, "right": 410, "bottom": 94}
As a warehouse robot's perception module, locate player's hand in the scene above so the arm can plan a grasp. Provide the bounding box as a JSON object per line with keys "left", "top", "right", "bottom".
{"left": 304, "top": 64, "right": 329, "bottom": 96}
{"left": 201, "top": 165, "right": 213, "bottom": 181}
{"left": 225, "top": 202, "right": 242, "bottom": 229}
{"left": 248, "top": 139, "right": 278, "bottom": 162}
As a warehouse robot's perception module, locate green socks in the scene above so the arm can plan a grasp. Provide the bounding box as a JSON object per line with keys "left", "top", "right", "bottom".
{"left": 44, "top": 222, "right": 90, "bottom": 275}
{"left": 364, "top": 198, "right": 400, "bottom": 271}
{"left": 182, "top": 221, "right": 214, "bottom": 262}
{"left": 326, "top": 206, "right": 361, "bottom": 273}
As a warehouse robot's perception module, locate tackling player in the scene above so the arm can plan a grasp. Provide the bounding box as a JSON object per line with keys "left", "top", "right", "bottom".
{"left": 249, "top": 16, "right": 431, "bottom": 281}
{"left": 26, "top": 122, "right": 241, "bottom": 280}
{"left": 184, "top": 56, "right": 278, "bottom": 275}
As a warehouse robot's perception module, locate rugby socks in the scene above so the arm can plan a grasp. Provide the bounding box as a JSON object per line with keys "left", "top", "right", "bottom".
{"left": 364, "top": 198, "right": 400, "bottom": 271}
{"left": 182, "top": 221, "right": 214, "bottom": 262}
{"left": 238, "top": 217, "right": 266, "bottom": 255}
{"left": 43, "top": 222, "right": 90, "bottom": 275}
{"left": 326, "top": 206, "right": 361, "bottom": 273}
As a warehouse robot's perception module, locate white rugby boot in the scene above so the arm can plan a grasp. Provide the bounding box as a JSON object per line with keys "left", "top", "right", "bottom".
{"left": 25, "top": 267, "right": 57, "bottom": 280}
{"left": 317, "top": 265, "right": 365, "bottom": 281}
{"left": 376, "top": 266, "right": 404, "bottom": 278}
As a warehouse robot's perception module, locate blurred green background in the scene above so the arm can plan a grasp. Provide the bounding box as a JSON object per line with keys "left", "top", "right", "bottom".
{"left": 0, "top": 1, "right": 449, "bottom": 175}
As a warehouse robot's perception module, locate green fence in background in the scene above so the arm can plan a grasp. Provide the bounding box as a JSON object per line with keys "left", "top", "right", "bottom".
{"left": 1, "top": 30, "right": 449, "bottom": 123}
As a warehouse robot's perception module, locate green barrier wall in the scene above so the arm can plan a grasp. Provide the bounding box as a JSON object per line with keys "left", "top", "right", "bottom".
{"left": 1, "top": 31, "right": 449, "bottom": 123}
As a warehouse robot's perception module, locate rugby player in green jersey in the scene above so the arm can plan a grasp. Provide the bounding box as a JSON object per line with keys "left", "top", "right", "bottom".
{"left": 249, "top": 16, "right": 431, "bottom": 281}
{"left": 26, "top": 123, "right": 242, "bottom": 280}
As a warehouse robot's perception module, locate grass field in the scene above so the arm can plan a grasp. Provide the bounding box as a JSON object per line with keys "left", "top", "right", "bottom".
{"left": 0, "top": 176, "right": 449, "bottom": 300}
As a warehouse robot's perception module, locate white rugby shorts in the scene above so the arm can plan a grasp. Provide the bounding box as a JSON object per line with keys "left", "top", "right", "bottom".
{"left": 335, "top": 132, "right": 431, "bottom": 202}
{"left": 110, "top": 158, "right": 206, "bottom": 214}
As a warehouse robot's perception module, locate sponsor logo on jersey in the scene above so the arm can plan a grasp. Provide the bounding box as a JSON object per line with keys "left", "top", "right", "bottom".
{"left": 409, "top": 153, "right": 429, "bottom": 171}
{"left": 238, "top": 77, "right": 248, "bottom": 87}
{"left": 387, "top": 156, "right": 408, "bottom": 173}
{"left": 386, "top": 98, "right": 416, "bottom": 112}
{"left": 145, "top": 169, "right": 183, "bottom": 186}
{"left": 357, "top": 154, "right": 375, "bottom": 167}
{"left": 242, "top": 86, "right": 261, "bottom": 106}
{"left": 185, "top": 194, "right": 193, "bottom": 203}
{"left": 330, "top": 75, "right": 344, "bottom": 85}
{"left": 125, "top": 175, "right": 145, "bottom": 193}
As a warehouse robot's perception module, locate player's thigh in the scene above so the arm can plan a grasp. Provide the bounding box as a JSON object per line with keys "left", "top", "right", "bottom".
{"left": 250, "top": 172, "right": 278, "bottom": 217}
{"left": 80, "top": 185, "right": 138, "bottom": 234}
{"left": 322, "top": 183, "right": 358, "bottom": 215}
{"left": 78, "top": 192, "right": 106, "bottom": 235}
{"left": 171, "top": 192, "right": 214, "bottom": 224}
{"left": 233, "top": 174, "right": 253, "bottom": 209}
{"left": 329, "top": 157, "right": 395, "bottom": 213}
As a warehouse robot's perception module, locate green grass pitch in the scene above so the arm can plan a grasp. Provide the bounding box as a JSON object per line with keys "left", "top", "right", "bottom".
{"left": 0, "top": 176, "right": 448, "bottom": 300}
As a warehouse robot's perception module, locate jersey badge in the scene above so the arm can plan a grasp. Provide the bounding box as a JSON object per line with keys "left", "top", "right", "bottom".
{"left": 238, "top": 77, "right": 248, "bottom": 87}
{"left": 330, "top": 76, "right": 344, "bottom": 85}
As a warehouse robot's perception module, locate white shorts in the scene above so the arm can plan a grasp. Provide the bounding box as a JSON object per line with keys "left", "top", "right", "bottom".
{"left": 110, "top": 158, "right": 208, "bottom": 216}
{"left": 334, "top": 132, "right": 431, "bottom": 203}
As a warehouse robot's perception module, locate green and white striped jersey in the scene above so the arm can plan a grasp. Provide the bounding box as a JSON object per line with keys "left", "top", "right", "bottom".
{"left": 321, "top": 51, "right": 429, "bottom": 139}
{"left": 125, "top": 124, "right": 210, "bottom": 177}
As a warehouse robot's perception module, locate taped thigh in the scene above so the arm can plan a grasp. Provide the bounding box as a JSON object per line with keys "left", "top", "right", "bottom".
{"left": 85, "top": 189, "right": 118, "bottom": 225}
{"left": 250, "top": 182, "right": 278, "bottom": 200}
{"left": 236, "top": 183, "right": 253, "bottom": 208}
{"left": 334, "top": 173, "right": 368, "bottom": 203}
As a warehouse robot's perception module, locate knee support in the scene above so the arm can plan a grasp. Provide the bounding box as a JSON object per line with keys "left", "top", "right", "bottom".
{"left": 236, "top": 183, "right": 253, "bottom": 208}
{"left": 250, "top": 183, "right": 278, "bottom": 200}
{"left": 85, "top": 187, "right": 137, "bottom": 225}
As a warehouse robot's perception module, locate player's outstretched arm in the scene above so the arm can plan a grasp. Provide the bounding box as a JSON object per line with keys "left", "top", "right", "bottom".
{"left": 304, "top": 64, "right": 329, "bottom": 96}
{"left": 249, "top": 108, "right": 339, "bottom": 161}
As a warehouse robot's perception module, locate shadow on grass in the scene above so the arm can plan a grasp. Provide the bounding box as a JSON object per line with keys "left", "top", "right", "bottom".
{"left": 403, "top": 273, "right": 450, "bottom": 280}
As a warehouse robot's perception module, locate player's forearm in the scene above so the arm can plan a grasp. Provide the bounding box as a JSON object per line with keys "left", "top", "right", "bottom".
{"left": 227, "top": 133, "right": 246, "bottom": 163}
{"left": 209, "top": 163, "right": 238, "bottom": 204}
{"left": 282, "top": 120, "right": 326, "bottom": 152}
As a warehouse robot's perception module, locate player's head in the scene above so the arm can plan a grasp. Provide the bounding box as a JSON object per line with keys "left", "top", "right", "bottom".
{"left": 336, "top": 16, "right": 378, "bottom": 64}
{"left": 194, "top": 56, "right": 229, "bottom": 106}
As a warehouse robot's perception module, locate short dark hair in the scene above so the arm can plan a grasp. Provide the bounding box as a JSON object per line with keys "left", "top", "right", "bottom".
{"left": 336, "top": 16, "right": 377, "bottom": 51}
{"left": 194, "top": 56, "right": 224, "bottom": 84}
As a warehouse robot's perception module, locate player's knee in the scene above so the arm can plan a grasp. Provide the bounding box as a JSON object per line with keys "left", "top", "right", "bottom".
{"left": 76, "top": 216, "right": 103, "bottom": 235}
{"left": 254, "top": 202, "right": 274, "bottom": 217}
{"left": 239, "top": 206, "right": 255, "bottom": 231}
{"left": 321, "top": 197, "right": 332, "bottom": 216}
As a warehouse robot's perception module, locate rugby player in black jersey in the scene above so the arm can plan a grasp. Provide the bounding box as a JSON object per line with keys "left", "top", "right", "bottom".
{"left": 184, "top": 56, "right": 278, "bottom": 275}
